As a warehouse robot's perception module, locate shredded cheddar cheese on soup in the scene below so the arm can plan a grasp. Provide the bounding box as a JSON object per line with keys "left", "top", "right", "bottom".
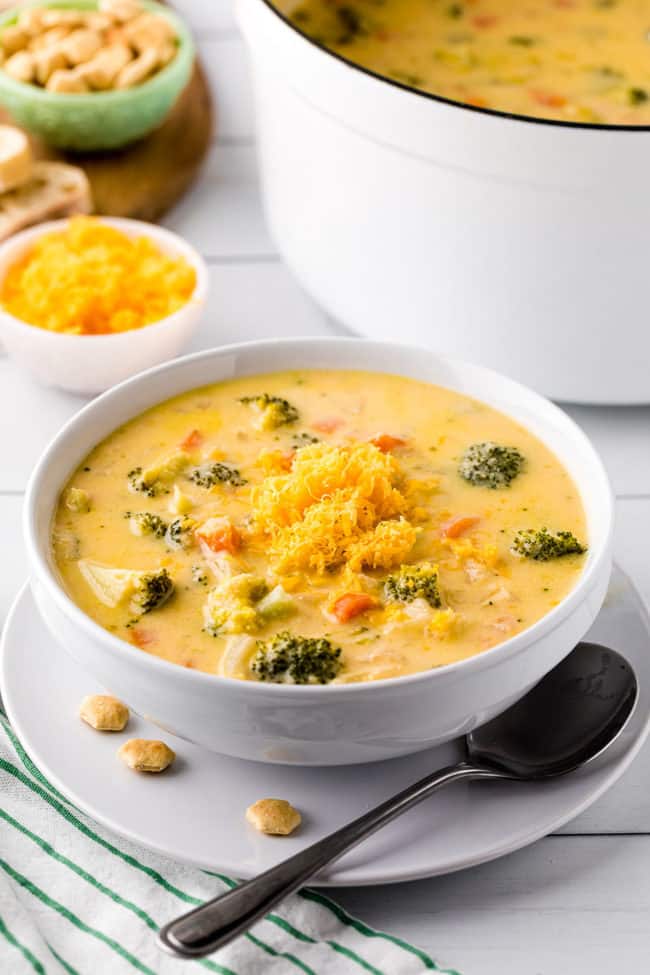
{"left": 0, "top": 216, "right": 196, "bottom": 336}
{"left": 251, "top": 442, "right": 417, "bottom": 574}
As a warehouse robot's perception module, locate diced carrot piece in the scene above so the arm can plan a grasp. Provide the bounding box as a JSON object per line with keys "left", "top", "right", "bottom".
{"left": 130, "top": 627, "right": 155, "bottom": 648}
{"left": 196, "top": 520, "right": 241, "bottom": 555}
{"left": 180, "top": 429, "right": 203, "bottom": 450}
{"left": 529, "top": 89, "right": 567, "bottom": 108}
{"left": 370, "top": 433, "right": 407, "bottom": 452}
{"left": 465, "top": 95, "right": 491, "bottom": 109}
{"left": 471, "top": 14, "right": 499, "bottom": 27}
{"left": 332, "top": 592, "right": 377, "bottom": 623}
{"left": 440, "top": 515, "right": 481, "bottom": 539}
{"left": 276, "top": 450, "right": 295, "bottom": 471}
{"left": 311, "top": 417, "right": 343, "bottom": 434}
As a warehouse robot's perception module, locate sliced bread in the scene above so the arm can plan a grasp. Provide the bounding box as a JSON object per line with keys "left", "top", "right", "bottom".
{"left": 0, "top": 124, "right": 33, "bottom": 193}
{"left": 0, "top": 160, "right": 92, "bottom": 241}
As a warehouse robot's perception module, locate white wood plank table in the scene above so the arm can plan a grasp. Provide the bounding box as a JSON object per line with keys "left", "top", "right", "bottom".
{"left": 1, "top": 3, "right": 649, "bottom": 971}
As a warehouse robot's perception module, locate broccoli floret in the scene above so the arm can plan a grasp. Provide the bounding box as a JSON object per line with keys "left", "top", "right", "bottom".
{"left": 129, "top": 569, "right": 174, "bottom": 615}
{"left": 203, "top": 574, "right": 269, "bottom": 636}
{"left": 125, "top": 511, "right": 167, "bottom": 539}
{"left": 165, "top": 515, "right": 197, "bottom": 550}
{"left": 127, "top": 467, "right": 157, "bottom": 497}
{"left": 240, "top": 393, "right": 300, "bottom": 430}
{"left": 458, "top": 442, "right": 524, "bottom": 489}
{"left": 511, "top": 528, "right": 587, "bottom": 561}
{"left": 78, "top": 561, "right": 174, "bottom": 615}
{"left": 251, "top": 631, "right": 342, "bottom": 684}
{"left": 127, "top": 452, "right": 189, "bottom": 497}
{"left": 385, "top": 563, "right": 441, "bottom": 608}
{"left": 188, "top": 462, "right": 247, "bottom": 489}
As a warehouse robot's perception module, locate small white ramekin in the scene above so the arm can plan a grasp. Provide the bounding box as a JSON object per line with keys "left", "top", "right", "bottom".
{"left": 0, "top": 217, "right": 208, "bottom": 395}
{"left": 24, "top": 338, "right": 613, "bottom": 765}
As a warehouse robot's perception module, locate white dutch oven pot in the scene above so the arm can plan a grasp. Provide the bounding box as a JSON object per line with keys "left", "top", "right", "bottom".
{"left": 237, "top": 0, "right": 650, "bottom": 404}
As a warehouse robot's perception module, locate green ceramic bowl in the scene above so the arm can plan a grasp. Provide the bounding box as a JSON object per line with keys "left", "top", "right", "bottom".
{"left": 0, "top": 0, "right": 195, "bottom": 150}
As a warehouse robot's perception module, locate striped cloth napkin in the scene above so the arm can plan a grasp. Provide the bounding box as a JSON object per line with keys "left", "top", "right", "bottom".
{"left": 0, "top": 709, "right": 459, "bottom": 975}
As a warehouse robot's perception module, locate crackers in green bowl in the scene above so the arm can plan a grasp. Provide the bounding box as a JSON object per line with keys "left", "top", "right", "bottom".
{"left": 0, "top": 0, "right": 195, "bottom": 150}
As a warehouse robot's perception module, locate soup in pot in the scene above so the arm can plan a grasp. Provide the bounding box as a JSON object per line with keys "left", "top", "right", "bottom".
{"left": 276, "top": 0, "right": 650, "bottom": 125}
{"left": 52, "top": 370, "right": 587, "bottom": 684}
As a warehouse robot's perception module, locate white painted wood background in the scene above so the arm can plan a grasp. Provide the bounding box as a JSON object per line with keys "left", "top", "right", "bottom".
{"left": 1, "top": 2, "right": 649, "bottom": 971}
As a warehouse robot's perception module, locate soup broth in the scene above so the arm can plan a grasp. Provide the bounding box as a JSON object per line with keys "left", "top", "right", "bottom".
{"left": 52, "top": 370, "right": 587, "bottom": 683}
{"left": 276, "top": 0, "right": 650, "bottom": 125}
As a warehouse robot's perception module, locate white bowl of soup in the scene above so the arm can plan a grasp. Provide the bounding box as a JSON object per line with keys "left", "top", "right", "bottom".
{"left": 236, "top": 0, "right": 650, "bottom": 404}
{"left": 24, "top": 338, "right": 613, "bottom": 765}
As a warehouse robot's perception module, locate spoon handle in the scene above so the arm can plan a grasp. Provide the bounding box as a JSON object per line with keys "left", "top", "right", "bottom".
{"left": 158, "top": 760, "right": 503, "bottom": 959}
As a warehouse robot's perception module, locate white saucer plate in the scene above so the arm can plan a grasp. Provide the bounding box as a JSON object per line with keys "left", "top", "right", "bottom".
{"left": 2, "top": 565, "right": 649, "bottom": 887}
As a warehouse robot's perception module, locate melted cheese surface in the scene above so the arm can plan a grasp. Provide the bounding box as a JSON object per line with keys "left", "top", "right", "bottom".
{"left": 276, "top": 0, "right": 650, "bottom": 125}
{"left": 52, "top": 370, "right": 587, "bottom": 683}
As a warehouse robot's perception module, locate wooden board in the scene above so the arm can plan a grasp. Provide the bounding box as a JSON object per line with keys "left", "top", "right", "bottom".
{"left": 0, "top": 58, "right": 214, "bottom": 222}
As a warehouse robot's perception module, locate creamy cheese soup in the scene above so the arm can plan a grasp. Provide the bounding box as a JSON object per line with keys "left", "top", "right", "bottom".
{"left": 52, "top": 370, "right": 587, "bottom": 684}
{"left": 276, "top": 0, "right": 650, "bottom": 125}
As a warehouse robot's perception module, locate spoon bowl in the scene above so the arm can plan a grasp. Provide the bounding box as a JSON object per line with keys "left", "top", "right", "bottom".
{"left": 158, "top": 641, "right": 638, "bottom": 959}
{"left": 469, "top": 642, "right": 638, "bottom": 779}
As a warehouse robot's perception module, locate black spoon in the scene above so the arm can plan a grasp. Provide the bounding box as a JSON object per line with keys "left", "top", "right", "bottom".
{"left": 158, "top": 641, "right": 637, "bottom": 960}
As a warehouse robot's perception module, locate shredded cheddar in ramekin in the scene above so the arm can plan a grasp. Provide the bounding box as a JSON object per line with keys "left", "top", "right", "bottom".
{"left": 0, "top": 216, "right": 196, "bottom": 335}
